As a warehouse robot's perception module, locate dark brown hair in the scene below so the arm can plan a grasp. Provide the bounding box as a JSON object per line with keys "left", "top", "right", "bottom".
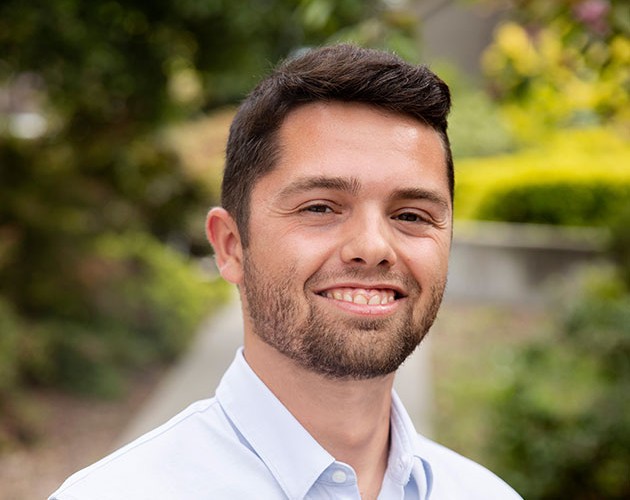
{"left": 222, "top": 44, "right": 453, "bottom": 245}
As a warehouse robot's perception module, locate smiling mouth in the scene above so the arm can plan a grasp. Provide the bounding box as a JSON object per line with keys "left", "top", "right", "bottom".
{"left": 316, "top": 287, "right": 403, "bottom": 306}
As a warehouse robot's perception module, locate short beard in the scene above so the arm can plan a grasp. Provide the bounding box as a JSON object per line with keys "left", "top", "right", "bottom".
{"left": 242, "top": 254, "right": 445, "bottom": 380}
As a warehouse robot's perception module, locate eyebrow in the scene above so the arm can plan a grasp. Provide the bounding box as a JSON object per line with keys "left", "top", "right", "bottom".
{"left": 388, "top": 188, "right": 451, "bottom": 211}
{"left": 277, "top": 176, "right": 361, "bottom": 198}
{"left": 276, "top": 176, "right": 450, "bottom": 211}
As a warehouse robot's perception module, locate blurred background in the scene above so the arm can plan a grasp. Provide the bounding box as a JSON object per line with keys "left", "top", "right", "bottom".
{"left": 1, "top": 0, "right": 629, "bottom": 498}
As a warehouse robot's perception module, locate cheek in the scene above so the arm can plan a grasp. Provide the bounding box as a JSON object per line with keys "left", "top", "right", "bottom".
{"left": 250, "top": 229, "right": 334, "bottom": 280}
{"left": 402, "top": 240, "right": 450, "bottom": 281}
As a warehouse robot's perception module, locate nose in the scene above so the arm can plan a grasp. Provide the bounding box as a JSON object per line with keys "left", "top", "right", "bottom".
{"left": 340, "top": 210, "right": 397, "bottom": 268}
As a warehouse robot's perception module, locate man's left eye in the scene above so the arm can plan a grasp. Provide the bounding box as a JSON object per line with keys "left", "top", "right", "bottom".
{"left": 394, "top": 212, "right": 427, "bottom": 223}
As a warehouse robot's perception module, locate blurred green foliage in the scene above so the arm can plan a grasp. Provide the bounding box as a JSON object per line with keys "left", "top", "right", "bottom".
{"left": 0, "top": 299, "right": 20, "bottom": 396}
{"left": 486, "top": 259, "right": 630, "bottom": 499}
{"left": 448, "top": 87, "right": 517, "bottom": 158}
{"left": 482, "top": 0, "right": 629, "bottom": 140}
{"left": 454, "top": 127, "right": 630, "bottom": 225}
{"left": 608, "top": 204, "right": 630, "bottom": 288}
{"left": 18, "top": 232, "right": 231, "bottom": 396}
{"left": 0, "top": 0, "right": 414, "bottom": 118}
{"left": 449, "top": 5, "right": 630, "bottom": 494}
{"left": 477, "top": 180, "right": 630, "bottom": 226}
{"left": 432, "top": 63, "right": 517, "bottom": 159}
{"left": 0, "top": 0, "right": 420, "bottom": 448}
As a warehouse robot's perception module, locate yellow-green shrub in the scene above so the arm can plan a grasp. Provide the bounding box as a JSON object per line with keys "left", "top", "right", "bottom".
{"left": 454, "top": 127, "right": 630, "bottom": 226}
{"left": 482, "top": 6, "right": 630, "bottom": 141}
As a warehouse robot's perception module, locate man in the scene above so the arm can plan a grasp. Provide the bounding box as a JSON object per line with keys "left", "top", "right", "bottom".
{"left": 50, "top": 44, "right": 522, "bottom": 499}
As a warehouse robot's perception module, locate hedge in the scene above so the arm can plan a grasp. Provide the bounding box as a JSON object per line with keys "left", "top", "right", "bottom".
{"left": 476, "top": 181, "right": 630, "bottom": 226}
{"left": 454, "top": 127, "right": 630, "bottom": 227}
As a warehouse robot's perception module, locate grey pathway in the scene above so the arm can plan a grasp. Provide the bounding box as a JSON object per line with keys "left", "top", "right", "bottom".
{"left": 117, "top": 300, "right": 244, "bottom": 446}
{"left": 118, "top": 298, "right": 433, "bottom": 447}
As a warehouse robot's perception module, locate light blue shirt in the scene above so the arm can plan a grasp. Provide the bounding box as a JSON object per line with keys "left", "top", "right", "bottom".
{"left": 50, "top": 349, "right": 522, "bottom": 499}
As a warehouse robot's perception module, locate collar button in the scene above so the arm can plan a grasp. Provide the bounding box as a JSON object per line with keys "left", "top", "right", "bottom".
{"left": 331, "top": 469, "right": 347, "bottom": 483}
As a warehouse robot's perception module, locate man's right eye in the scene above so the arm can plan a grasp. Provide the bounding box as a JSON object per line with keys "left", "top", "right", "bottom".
{"left": 302, "top": 204, "right": 333, "bottom": 213}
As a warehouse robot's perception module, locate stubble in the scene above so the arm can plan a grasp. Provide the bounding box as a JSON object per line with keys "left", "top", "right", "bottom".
{"left": 242, "top": 253, "right": 446, "bottom": 380}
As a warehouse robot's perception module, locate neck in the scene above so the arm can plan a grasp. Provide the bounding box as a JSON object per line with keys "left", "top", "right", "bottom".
{"left": 244, "top": 332, "right": 393, "bottom": 499}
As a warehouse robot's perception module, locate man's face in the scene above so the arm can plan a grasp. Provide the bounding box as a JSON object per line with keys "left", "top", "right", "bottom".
{"left": 241, "top": 102, "right": 452, "bottom": 379}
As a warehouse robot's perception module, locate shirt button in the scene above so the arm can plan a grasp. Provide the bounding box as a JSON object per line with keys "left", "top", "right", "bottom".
{"left": 331, "top": 470, "right": 347, "bottom": 483}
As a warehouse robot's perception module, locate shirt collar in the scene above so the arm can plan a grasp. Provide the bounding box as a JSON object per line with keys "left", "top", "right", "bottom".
{"left": 216, "top": 348, "right": 432, "bottom": 499}
{"left": 216, "top": 348, "right": 335, "bottom": 499}
{"left": 389, "top": 390, "right": 433, "bottom": 497}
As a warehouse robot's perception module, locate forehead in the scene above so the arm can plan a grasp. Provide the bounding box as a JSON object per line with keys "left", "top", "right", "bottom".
{"left": 279, "top": 101, "right": 443, "bottom": 157}
{"left": 258, "top": 101, "right": 449, "bottom": 197}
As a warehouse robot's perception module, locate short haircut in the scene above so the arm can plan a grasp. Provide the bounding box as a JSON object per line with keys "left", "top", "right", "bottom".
{"left": 222, "top": 43, "right": 453, "bottom": 246}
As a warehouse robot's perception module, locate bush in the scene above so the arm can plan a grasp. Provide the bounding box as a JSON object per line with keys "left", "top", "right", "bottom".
{"left": 482, "top": 3, "right": 629, "bottom": 140}
{"left": 0, "top": 228, "right": 230, "bottom": 450}
{"left": 0, "top": 298, "right": 41, "bottom": 449}
{"left": 454, "top": 127, "right": 630, "bottom": 226}
{"left": 18, "top": 232, "right": 230, "bottom": 396}
{"left": 485, "top": 266, "right": 630, "bottom": 499}
{"left": 448, "top": 88, "right": 516, "bottom": 159}
{"left": 476, "top": 180, "right": 630, "bottom": 226}
{"left": 0, "top": 298, "right": 21, "bottom": 396}
{"left": 608, "top": 204, "right": 630, "bottom": 289}
{"left": 429, "top": 62, "right": 516, "bottom": 159}
{"left": 0, "top": 229, "right": 230, "bottom": 403}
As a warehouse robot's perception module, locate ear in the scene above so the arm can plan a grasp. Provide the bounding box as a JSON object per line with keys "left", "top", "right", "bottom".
{"left": 206, "top": 207, "right": 244, "bottom": 285}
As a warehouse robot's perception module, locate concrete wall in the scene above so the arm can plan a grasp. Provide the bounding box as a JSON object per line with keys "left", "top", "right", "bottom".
{"left": 445, "top": 221, "right": 608, "bottom": 305}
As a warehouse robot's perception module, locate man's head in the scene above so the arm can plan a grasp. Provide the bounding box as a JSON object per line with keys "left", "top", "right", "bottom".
{"left": 221, "top": 44, "right": 452, "bottom": 247}
{"left": 208, "top": 44, "right": 453, "bottom": 380}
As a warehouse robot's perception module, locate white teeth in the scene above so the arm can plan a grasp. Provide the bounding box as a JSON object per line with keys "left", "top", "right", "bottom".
{"left": 354, "top": 294, "right": 368, "bottom": 305}
{"left": 368, "top": 295, "right": 381, "bottom": 305}
{"left": 322, "top": 288, "right": 397, "bottom": 305}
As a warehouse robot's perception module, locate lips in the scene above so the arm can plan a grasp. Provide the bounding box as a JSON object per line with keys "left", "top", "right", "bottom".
{"left": 317, "top": 287, "right": 401, "bottom": 305}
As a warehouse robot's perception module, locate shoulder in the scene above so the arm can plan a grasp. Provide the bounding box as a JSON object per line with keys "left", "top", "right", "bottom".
{"left": 415, "top": 434, "right": 523, "bottom": 500}
{"left": 49, "top": 398, "right": 280, "bottom": 500}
